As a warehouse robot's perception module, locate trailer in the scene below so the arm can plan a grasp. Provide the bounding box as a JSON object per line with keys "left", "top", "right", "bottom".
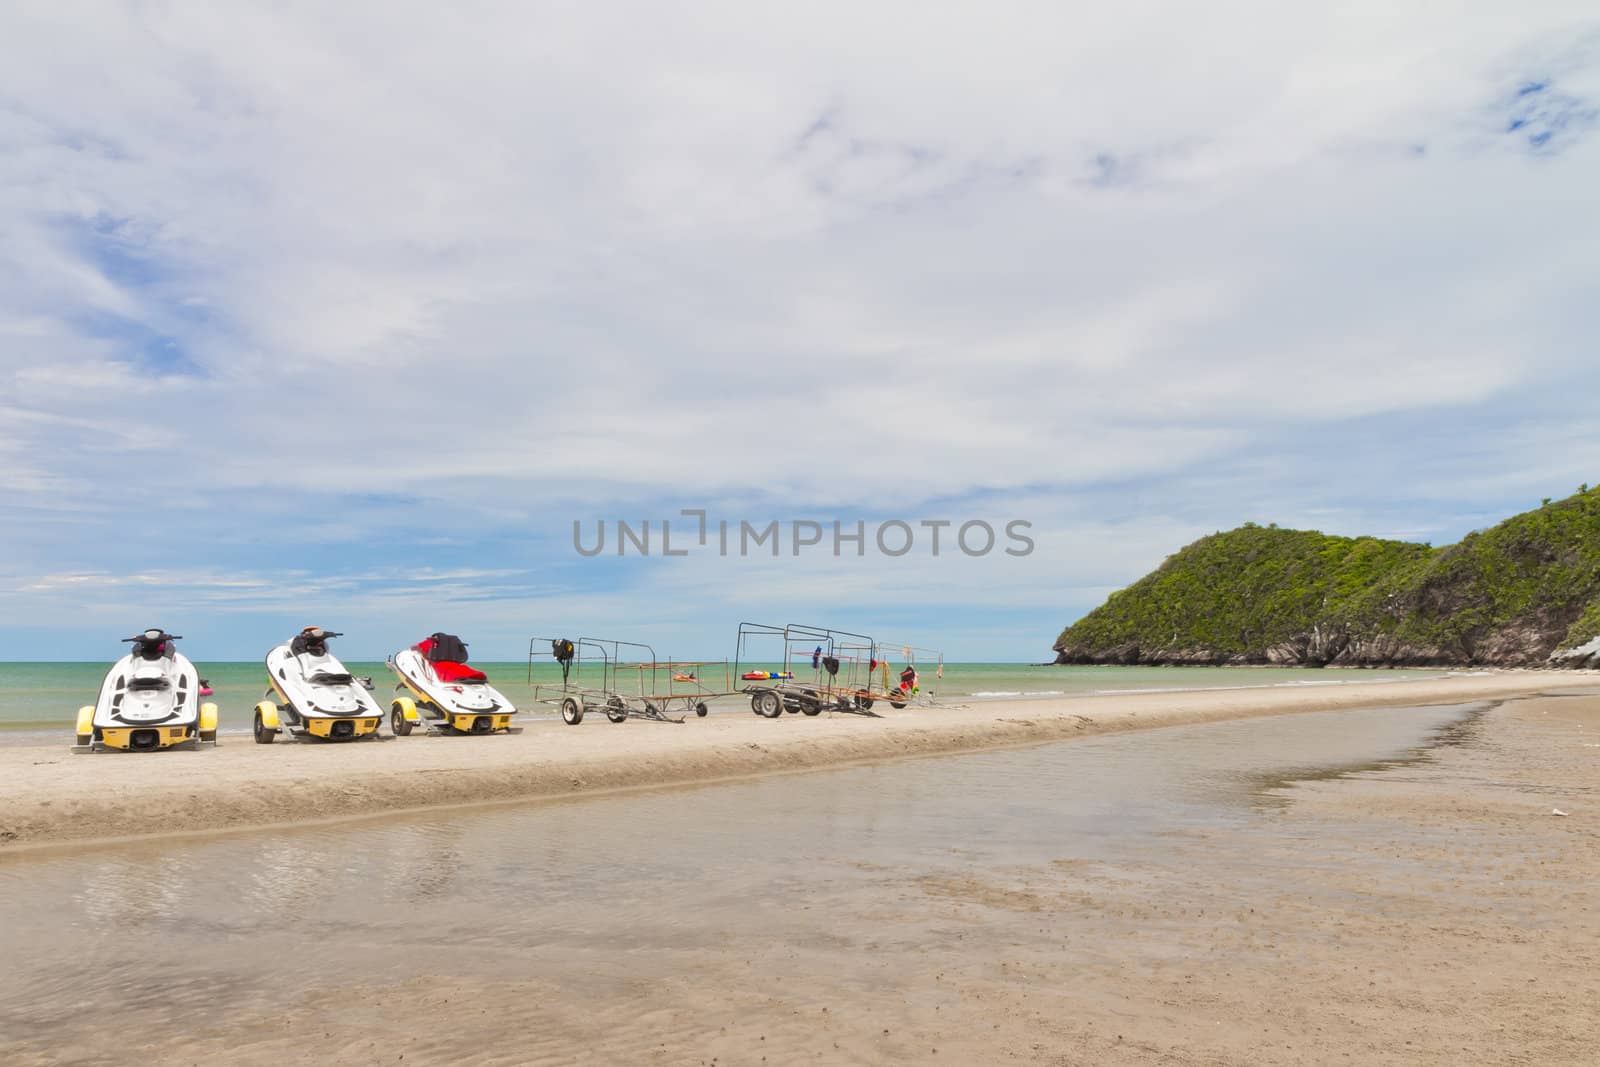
{"left": 870, "top": 642, "right": 946, "bottom": 707}
{"left": 733, "top": 622, "right": 884, "bottom": 718}
{"left": 527, "top": 635, "right": 733, "bottom": 724}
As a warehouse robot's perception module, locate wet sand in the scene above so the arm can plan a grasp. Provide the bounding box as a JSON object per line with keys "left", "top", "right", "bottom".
{"left": 1, "top": 671, "right": 1593, "bottom": 850}
{"left": 1, "top": 687, "right": 1596, "bottom": 1065}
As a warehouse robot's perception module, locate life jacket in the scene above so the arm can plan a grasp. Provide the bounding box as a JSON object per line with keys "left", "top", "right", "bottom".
{"left": 552, "top": 638, "right": 576, "bottom": 683}
{"left": 134, "top": 639, "right": 169, "bottom": 661}
{"left": 291, "top": 628, "right": 329, "bottom": 657}
{"left": 423, "top": 633, "right": 470, "bottom": 663}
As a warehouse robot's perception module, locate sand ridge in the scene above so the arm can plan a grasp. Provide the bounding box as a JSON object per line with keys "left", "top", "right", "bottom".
{"left": 2, "top": 671, "right": 1593, "bottom": 852}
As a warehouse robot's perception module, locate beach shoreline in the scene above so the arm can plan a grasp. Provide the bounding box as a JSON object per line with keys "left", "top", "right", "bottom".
{"left": 3, "top": 670, "right": 1594, "bottom": 854}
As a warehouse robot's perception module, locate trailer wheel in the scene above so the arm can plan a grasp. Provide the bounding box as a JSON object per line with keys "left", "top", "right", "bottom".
{"left": 695, "top": 702, "right": 709, "bottom": 718}
{"left": 855, "top": 696, "right": 874, "bottom": 711}
{"left": 605, "top": 697, "right": 628, "bottom": 724}
{"left": 253, "top": 708, "right": 275, "bottom": 744}
{"left": 561, "top": 696, "right": 584, "bottom": 725}
{"left": 754, "top": 691, "right": 782, "bottom": 718}
{"left": 889, "top": 700, "right": 908, "bottom": 710}
{"left": 801, "top": 701, "right": 823, "bottom": 716}
{"left": 390, "top": 703, "right": 413, "bottom": 736}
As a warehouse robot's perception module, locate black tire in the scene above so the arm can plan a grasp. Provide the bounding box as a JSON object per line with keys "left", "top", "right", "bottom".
{"left": 695, "top": 702, "right": 709, "bottom": 718}
{"left": 253, "top": 710, "right": 275, "bottom": 744}
{"left": 391, "top": 704, "right": 413, "bottom": 736}
{"left": 890, "top": 700, "right": 908, "bottom": 710}
{"left": 561, "top": 696, "right": 584, "bottom": 726}
{"left": 606, "top": 697, "right": 628, "bottom": 724}
{"left": 801, "top": 701, "right": 823, "bottom": 716}
{"left": 856, "top": 696, "right": 874, "bottom": 711}
{"left": 754, "top": 691, "right": 782, "bottom": 718}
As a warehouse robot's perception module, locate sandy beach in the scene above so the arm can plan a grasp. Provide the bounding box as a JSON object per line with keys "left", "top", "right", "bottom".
{"left": 2, "top": 673, "right": 1598, "bottom": 1065}
{"left": 2, "top": 670, "right": 1592, "bottom": 851}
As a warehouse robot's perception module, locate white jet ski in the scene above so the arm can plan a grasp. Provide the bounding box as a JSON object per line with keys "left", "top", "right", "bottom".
{"left": 386, "top": 632, "right": 516, "bottom": 736}
{"left": 74, "top": 629, "right": 218, "bottom": 752}
{"left": 254, "top": 627, "right": 383, "bottom": 743}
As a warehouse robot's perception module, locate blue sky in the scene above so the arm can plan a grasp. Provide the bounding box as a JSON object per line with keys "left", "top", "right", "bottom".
{"left": 2, "top": 3, "right": 1599, "bottom": 661}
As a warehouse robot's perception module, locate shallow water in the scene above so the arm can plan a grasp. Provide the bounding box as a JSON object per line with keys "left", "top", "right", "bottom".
{"left": 0, "top": 700, "right": 1475, "bottom": 1051}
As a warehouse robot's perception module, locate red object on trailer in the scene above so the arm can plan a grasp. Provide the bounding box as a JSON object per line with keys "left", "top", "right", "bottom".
{"left": 415, "top": 637, "right": 488, "bottom": 682}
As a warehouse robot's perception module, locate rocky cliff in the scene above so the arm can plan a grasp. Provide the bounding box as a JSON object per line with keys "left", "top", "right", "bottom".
{"left": 1054, "top": 487, "right": 1600, "bottom": 668}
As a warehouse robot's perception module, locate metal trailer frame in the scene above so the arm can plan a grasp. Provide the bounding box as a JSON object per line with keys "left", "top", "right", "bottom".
{"left": 870, "top": 642, "right": 946, "bottom": 707}
{"left": 527, "top": 635, "right": 733, "bottom": 724}
{"left": 733, "top": 622, "right": 884, "bottom": 718}
{"left": 788, "top": 623, "right": 885, "bottom": 713}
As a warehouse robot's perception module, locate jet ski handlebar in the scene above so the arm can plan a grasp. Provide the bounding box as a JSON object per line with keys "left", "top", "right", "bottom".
{"left": 123, "top": 632, "right": 181, "bottom": 642}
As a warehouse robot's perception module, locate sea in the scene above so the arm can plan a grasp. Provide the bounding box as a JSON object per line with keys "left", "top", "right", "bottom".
{"left": 0, "top": 660, "right": 1459, "bottom": 741}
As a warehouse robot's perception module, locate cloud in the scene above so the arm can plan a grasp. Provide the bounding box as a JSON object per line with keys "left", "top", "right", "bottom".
{"left": 1, "top": 3, "right": 1598, "bottom": 657}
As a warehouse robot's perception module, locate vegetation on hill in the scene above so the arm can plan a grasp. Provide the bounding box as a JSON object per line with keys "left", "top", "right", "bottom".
{"left": 1054, "top": 486, "right": 1600, "bottom": 667}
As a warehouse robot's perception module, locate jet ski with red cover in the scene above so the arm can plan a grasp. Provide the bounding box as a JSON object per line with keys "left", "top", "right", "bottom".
{"left": 386, "top": 633, "right": 517, "bottom": 736}
{"left": 254, "top": 626, "right": 383, "bottom": 743}
{"left": 74, "top": 629, "right": 219, "bottom": 752}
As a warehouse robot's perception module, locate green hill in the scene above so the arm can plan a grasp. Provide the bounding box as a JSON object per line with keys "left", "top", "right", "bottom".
{"left": 1053, "top": 486, "right": 1600, "bottom": 667}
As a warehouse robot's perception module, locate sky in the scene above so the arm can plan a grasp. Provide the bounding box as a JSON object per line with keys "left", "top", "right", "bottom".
{"left": 1, "top": 2, "right": 1598, "bottom": 661}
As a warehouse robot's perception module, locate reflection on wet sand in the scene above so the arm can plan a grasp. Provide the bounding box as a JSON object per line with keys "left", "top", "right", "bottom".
{"left": 7, "top": 697, "right": 1596, "bottom": 1065}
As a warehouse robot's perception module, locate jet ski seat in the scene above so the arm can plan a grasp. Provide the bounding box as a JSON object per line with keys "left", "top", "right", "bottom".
{"left": 417, "top": 635, "right": 488, "bottom": 683}
{"left": 432, "top": 661, "right": 488, "bottom": 683}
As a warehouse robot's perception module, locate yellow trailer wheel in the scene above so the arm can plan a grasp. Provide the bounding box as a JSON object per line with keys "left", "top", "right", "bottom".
{"left": 198, "top": 702, "right": 219, "bottom": 744}
{"left": 253, "top": 701, "right": 279, "bottom": 744}
{"left": 390, "top": 697, "right": 417, "bottom": 737}
{"left": 74, "top": 705, "right": 95, "bottom": 749}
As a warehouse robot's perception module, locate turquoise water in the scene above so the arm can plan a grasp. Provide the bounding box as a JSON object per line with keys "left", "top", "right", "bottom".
{"left": 0, "top": 660, "right": 1455, "bottom": 739}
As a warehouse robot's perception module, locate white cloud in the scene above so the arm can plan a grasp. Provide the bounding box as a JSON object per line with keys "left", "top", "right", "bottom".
{"left": 1, "top": 2, "right": 1597, "bottom": 656}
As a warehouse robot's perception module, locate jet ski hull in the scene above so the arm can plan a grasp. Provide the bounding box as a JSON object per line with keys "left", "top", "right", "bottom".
{"left": 387, "top": 648, "right": 516, "bottom": 736}
{"left": 256, "top": 643, "right": 383, "bottom": 743}
{"left": 75, "top": 650, "right": 218, "bottom": 753}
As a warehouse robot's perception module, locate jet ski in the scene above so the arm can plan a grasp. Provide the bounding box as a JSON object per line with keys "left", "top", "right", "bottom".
{"left": 74, "top": 629, "right": 218, "bottom": 752}
{"left": 386, "top": 632, "right": 516, "bottom": 736}
{"left": 254, "top": 626, "right": 383, "bottom": 743}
